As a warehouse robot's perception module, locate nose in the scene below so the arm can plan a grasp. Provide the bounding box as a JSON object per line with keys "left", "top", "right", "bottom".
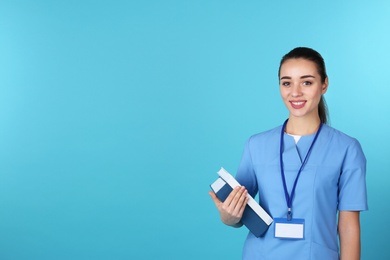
{"left": 291, "top": 83, "right": 302, "bottom": 98}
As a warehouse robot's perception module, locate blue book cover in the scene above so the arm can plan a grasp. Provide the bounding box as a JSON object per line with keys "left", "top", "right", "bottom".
{"left": 210, "top": 168, "right": 273, "bottom": 237}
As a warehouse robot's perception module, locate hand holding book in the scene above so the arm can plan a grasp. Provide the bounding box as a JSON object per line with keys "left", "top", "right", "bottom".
{"left": 209, "top": 167, "right": 273, "bottom": 237}
{"left": 209, "top": 185, "right": 249, "bottom": 227}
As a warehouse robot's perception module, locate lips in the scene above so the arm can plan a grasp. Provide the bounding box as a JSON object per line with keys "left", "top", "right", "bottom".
{"left": 290, "top": 100, "right": 306, "bottom": 109}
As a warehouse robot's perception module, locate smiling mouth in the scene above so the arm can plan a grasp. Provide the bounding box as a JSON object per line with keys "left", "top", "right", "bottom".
{"left": 290, "top": 101, "right": 306, "bottom": 109}
{"left": 291, "top": 101, "right": 304, "bottom": 105}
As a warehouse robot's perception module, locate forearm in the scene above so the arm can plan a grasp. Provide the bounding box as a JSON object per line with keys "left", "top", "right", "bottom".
{"left": 339, "top": 211, "right": 361, "bottom": 260}
{"left": 339, "top": 229, "right": 360, "bottom": 259}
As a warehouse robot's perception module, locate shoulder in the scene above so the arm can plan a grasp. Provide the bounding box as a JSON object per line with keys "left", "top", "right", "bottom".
{"left": 248, "top": 125, "right": 282, "bottom": 144}
{"left": 243, "top": 125, "right": 283, "bottom": 155}
{"left": 321, "top": 124, "right": 362, "bottom": 147}
{"left": 320, "top": 125, "right": 365, "bottom": 161}
{"left": 239, "top": 125, "right": 283, "bottom": 165}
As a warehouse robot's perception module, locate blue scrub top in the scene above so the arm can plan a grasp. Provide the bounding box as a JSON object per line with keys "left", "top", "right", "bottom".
{"left": 235, "top": 124, "right": 368, "bottom": 260}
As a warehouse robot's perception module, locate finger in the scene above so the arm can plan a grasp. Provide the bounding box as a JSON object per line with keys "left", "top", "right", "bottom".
{"left": 224, "top": 186, "right": 243, "bottom": 207}
{"left": 228, "top": 186, "right": 246, "bottom": 208}
{"left": 232, "top": 188, "right": 248, "bottom": 216}
{"left": 208, "top": 191, "right": 222, "bottom": 206}
{"left": 237, "top": 196, "right": 249, "bottom": 217}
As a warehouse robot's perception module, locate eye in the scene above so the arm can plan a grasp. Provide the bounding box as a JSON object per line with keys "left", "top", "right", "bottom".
{"left": 303, "top": 81, "right": 312, "bottom": 86}
{"left": 281, "top": 81, "right": 290, "bottom": 87}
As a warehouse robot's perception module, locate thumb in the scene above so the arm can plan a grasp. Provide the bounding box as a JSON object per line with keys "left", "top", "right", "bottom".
{"left": 209, "top": 191, "right": 222, "bottom": 205}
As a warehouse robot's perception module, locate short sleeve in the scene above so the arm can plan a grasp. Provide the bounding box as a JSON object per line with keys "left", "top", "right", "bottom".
{"left": 338, "top": 139, "right": 368, "bottom": 211}
{"left": 235, "top": 137, "right": 258, "bottom": 198}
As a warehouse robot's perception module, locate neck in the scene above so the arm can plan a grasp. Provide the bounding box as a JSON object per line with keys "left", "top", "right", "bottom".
{"left": 285, "top": 116, "right": 321, "bottom": 136}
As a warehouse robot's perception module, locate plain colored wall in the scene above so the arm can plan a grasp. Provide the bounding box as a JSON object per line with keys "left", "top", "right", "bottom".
{"left": 1, "top": 0, "right": 389, "bottom": 259}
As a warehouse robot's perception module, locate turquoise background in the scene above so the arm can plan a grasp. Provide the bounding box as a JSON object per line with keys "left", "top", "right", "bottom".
{"left": 0, "top": 0, "right": 389, "bottom": 259}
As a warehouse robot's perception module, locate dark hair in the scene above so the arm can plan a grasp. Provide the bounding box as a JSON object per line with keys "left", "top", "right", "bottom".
{"left": 278, "top": 47, "right": 329, "bottom": 124}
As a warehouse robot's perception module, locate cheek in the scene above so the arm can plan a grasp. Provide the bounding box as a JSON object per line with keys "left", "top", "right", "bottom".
{"left": 316, "top": 89, "right": 324, "bottom": 99}
{"left": 308, "top": 87, "right": 323, "bottom": 100}
{"left": 280, "top": 94, "right": 290, "bottom": 106}
{"left": 279, "top": 88, "right": 289, "bottom": 99}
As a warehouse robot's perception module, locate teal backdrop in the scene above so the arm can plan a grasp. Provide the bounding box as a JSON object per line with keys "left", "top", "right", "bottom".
{"left": 0, "top": 0, "right": 389, "bottom": 259}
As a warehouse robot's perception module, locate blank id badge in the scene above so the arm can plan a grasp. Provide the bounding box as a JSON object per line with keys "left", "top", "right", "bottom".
{"left": 274, "top": 218, "right": 305, "bottom": 240}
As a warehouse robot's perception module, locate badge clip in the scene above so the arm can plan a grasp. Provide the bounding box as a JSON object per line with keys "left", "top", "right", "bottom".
{"left": 287, "top": 208, "right": 292, "bottom": 221}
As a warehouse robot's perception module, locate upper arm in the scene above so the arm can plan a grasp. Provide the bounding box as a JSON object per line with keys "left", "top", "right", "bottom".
{"left": 338, "top": 139, "right": 368, "bottom": 211}
{"left": 235, "top": 137, "right": 258, "bottom": 198}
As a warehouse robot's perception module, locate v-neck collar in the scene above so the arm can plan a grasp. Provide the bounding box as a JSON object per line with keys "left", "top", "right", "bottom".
{"left": 283, "top": 133, "right": 316, "bottom": 163}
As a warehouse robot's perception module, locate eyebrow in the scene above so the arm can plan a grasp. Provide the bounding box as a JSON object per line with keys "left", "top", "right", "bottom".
{"left": 280, "top": 75, "right": 316, "bottom": 80}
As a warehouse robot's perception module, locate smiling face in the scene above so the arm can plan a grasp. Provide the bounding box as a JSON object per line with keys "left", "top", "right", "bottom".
{"left": 279, "top": 58, "right": 328, "bottom": 122}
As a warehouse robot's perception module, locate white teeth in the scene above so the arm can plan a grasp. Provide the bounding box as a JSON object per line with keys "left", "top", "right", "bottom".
{"left": 292, "top": 102, "right": 304, "bottom": 105}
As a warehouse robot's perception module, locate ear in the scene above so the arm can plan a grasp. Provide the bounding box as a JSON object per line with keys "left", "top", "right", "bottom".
{"left": 321, "top": 77, "right": 329, "bottom": 94}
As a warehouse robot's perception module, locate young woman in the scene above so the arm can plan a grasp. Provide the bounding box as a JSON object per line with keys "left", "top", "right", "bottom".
{"left": 209, "top": 47, "right": 367, "bottom": 260}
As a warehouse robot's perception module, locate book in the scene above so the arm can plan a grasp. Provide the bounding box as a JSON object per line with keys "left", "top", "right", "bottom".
{"left": 210, "top": 167, "right": 273, "bottom": 237}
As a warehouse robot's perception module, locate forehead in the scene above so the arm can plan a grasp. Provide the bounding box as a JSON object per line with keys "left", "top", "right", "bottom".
{"left": 279, "top": 58, "right": 319, "bottom": 77}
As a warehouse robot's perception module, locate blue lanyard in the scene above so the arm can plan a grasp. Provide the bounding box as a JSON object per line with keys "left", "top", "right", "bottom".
{"left": 279, "top": 119, "right": 323, "bottom": 221}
